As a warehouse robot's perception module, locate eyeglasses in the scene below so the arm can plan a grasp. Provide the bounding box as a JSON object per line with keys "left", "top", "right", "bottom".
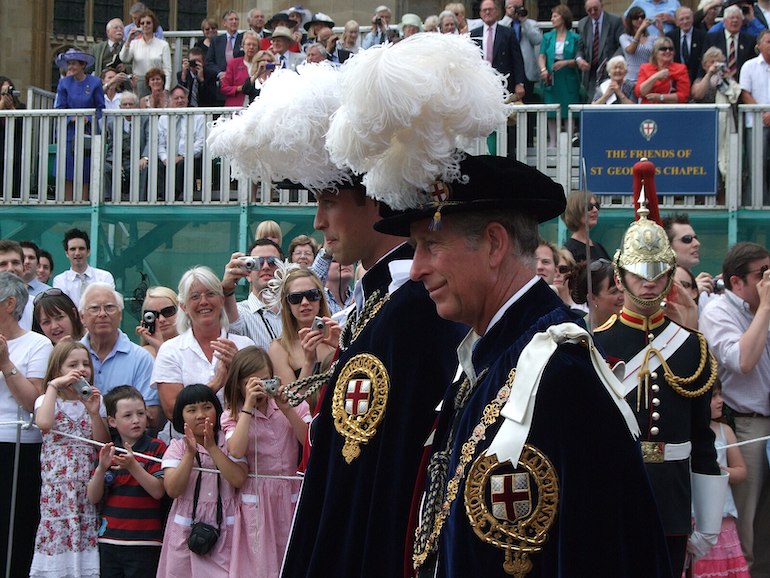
{"left": 85, "top": 303, "right": 120, "bottom": 315}
{"left": 143, "top": 305, "right": 177, "bottom": 318}
{"left": 557, "top": 265, "right": 573, "bottom": 274}
{"left": 33, "top": 287, "right": 64, "bottom": 305}
{"left": 675, "top": 234, "right": 698, "bottom": 244}
{"left": 286, "top": 288, "right": 322, "bottom": 305}
{"left": 588, "top": 201, "right": 601, "bottom": 211}
{"left": 188, "top": 290, "right": 220, "bottom": 302}
{"left": 658, "top": 46, "right": 674, "bottom": 52}
{"left": 292, "top": 250, "right": 314, "bottom": 258}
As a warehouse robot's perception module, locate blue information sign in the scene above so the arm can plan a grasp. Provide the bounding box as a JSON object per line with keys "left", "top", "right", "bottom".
{"left": 580, "top": 108, "right": 718, "bottom": 195}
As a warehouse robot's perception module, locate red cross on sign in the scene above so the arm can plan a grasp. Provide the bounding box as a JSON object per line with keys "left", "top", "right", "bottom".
{"left": 345, "top": 379, "right": 371, "bottom": 416}
{"left": 491, "top": 473, "right": 531, "bottom": 522}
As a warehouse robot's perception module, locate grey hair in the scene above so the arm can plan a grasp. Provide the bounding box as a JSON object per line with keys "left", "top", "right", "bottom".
{"left": 176, "top": 266, "right": 228, "bottom": 333}
{"left": 79, "top": 283, "right": 125, "bottom": 314}
{"left": 606, "top": 54, "right": 628, "bottom": 73}
{"left": 120, "top": 91, "right": 138, "bottom": 104}
{"left": 452, "top": 209, "right": 539, "bottom": 265}
{"left": 438, "top": 10, "right": 460, "bottom": 29}
{"left": 0, "top": 272, "right": 28, "bottom": 321}
{"left": 701, "top": 46, "right": 725, "bottom": 67}
{"left": 723, "top": 5, "right": 742, "bottom": 19}
{"left": 242, "top": 30, "right": 260, "bottom": 44}
{"left": 306, "top": 42, "right": 328, "bottom": 58}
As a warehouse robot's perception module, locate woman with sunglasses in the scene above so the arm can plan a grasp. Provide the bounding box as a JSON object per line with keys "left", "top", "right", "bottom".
{"left": 32, "top": 289, "right": 86, "bottom": 344}
{"left": 636, "top": 36, "right": 691, "bottom": 103}
{"left": 135, "top": 286, "right": 179, "bottom": 358}
{"left": 194, "top": 17, "right": 219, "bottom": 59}
{"left": 620, "top": 8, "right": 656, "bottom": 85}
{"left": 267, "top": 269, "right": 339, "bottom": 402}
{"left": 552, "top": 248, "right": 585, "bottom": 311}
{"left": 562, "top": 189, "right": 612, "bottom": 264}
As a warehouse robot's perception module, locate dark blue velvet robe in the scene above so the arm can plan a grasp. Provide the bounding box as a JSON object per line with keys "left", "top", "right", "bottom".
{"left": 281, "top": 243, "right": 466, "bottom": 578}
{"left": 428, "top": 280, "right": 672, "bottom": 578}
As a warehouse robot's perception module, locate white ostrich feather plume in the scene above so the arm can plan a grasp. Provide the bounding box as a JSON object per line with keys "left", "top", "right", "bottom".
{"left": 259, "top": 260, "right": 301, "bottom": 310}
{"left": 207, "top": 62, "right": 350, "bottom": 192}
{"left": 326, "top": 33, "right": 512, "bottom": 209}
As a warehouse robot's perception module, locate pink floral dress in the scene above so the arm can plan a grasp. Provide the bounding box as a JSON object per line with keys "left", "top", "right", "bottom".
{"left": 30, "top": 398, "right": 99, "bottom": 578}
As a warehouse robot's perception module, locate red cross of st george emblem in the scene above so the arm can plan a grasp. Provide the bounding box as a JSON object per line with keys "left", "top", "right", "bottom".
{"left": 491, "top": 473, "right": 531, "bottom": 522}
{"left": 430, "top": 181, "right": 449, "bottom": 203}
{"left": 345, "top": 379, "right": 371, "bottom": 416}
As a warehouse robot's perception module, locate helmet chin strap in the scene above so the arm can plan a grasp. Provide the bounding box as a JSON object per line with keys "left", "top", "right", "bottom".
{"left": 619, "top": 269, "right": 675, "bottom": 311}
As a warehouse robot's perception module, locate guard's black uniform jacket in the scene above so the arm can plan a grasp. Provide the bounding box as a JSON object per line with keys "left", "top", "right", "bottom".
{"left": 417, "top": 281, "right": 672, "bottom": 578}
{"left": 594, "top": 308, "right": 719, "bottom": 536}
{"left": 281, "top": 243, "right": 466, "bottom": 578}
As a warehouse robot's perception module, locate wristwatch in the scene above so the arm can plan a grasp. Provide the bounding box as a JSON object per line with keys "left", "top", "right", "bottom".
{"left": 3, "top": 367, "right": 18, "bottom": 377}
{"left": 659, "top": 94, "right": 664, "bottom": 102}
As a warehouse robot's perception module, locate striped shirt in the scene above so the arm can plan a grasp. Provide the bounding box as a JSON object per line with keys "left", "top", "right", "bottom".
{"left": 96, "top": 434, "right": 167, "bottom": 546}
{"left": 228, "top": 292, "right": 283, "bottom": 351}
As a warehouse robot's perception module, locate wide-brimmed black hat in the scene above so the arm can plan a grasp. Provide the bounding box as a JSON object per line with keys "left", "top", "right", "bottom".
{"left": 374, "top": 155, "right": 566, "bottom": 237}
{"left": 268, "top": 12, "right": 293, "bottom": 28}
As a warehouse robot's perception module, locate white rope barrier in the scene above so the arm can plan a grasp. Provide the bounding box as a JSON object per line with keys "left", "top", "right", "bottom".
{"left": 0, "top": 420, "right": 304, "bottom": 481}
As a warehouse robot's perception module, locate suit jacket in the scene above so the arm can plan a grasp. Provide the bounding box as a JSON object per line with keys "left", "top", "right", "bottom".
{"left": 470, "top": 23, "right": 527, "bottom": 87}
{"left": 276, "top": 50, "right": 306, "bottom": 72}
{"left": 702, "top": 30, "right": 756, "bottom": 77}
{"left": 90, "top": 40, "right": 130, "bottom": 75}
{"left": 576, "top": 11, "right": 624, "bottom": 81}
{"left": 175, "top": 70, "right": 219, "bottom": 107}
{"left": 105, "top": 116, "right": 148, "bottom": 170}
{"left": 204, "top": 32, "right": 244, "bottom": 79}
{"left": 667, "top": 28, "right": 706, "bottom": 83}
{"left": 501, "top": 17, "right": 544, "bottom": 82}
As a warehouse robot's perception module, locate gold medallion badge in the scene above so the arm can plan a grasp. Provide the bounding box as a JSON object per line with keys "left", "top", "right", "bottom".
{"left": 332, "top": 353, "right": 389, "bottom": 463}
{"left": 464, "top": 445, "right": 559, "bottom": 577}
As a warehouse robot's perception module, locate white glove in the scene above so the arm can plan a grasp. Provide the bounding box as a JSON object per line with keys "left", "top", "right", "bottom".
{"left": 687, "top": 530, "right": 718, "bottom": 559}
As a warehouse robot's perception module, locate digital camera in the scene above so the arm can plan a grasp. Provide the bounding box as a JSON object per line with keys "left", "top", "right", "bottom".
{"left": 241, "top": 256, "right": 258, "bottom": 270}
{"left": 74, "top": 377, "right": 93, "bottom": 400}
{"left": 312, "top": 316, "right": 328, "bottom": 336}
{"left": 263, "top": 377, "right": 281, "bottom": 396}
{"left": 514, "top": 6, "right": 528, "bottom": 17}
{"left": 142, "top": 310, "right": 157, "bottom": 335}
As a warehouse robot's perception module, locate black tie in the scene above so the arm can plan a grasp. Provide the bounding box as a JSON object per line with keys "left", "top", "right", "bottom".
{"left": 681, "top": 33, "right": 689, "bottom": 64}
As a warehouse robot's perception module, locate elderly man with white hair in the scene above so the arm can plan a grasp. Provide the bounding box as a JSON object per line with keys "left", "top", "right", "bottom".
{"left": 362, "top": 5, "right": 394, "bottom": 48}
{"left": 79, "top": 282, "right": 158, "bottom": 426}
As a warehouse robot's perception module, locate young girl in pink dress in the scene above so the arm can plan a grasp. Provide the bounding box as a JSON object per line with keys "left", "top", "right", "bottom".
{"left": 221, "top": 346, "right": 310, "bottom": 577}
{"left": 693, "top": 382, "right": 750, "bottom": 578}
{"left": 31, "top": 341, "right": 110, "bottom": 578}
{"left": 157, "top": 384, "right": 248, "bottom": 578}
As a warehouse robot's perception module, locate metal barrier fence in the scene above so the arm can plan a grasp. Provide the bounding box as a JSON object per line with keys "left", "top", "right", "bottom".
{"left": 1, "top": 103, "right": 768, "bottom": 210}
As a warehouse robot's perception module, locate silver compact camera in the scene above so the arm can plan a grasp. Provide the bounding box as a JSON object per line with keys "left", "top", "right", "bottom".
{"left": 241, "top": 256, "right": 257, "bottom": 270}
{"left": 312, "top": 316, "right": 326, "bottom": 334}
{"left": 142, "top": 310, "right": 157, "bottom": 334}
{"left": 263, "top": 377, "right": 281, "bottom": 396}
{"left": 74, "top": 377, "right": 93, "bottom": 400}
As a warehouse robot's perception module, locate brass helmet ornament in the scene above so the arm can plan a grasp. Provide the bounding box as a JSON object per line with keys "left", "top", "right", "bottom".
{"left": 613, "top": 159, "right": 676, "bottom": 310}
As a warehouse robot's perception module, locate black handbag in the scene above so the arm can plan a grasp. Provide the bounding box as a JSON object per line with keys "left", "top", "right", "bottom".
{"left": 186, "top": 452, "right": 222, "bottom": 555}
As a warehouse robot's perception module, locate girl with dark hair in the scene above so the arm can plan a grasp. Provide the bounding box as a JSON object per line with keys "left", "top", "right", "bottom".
{"left": 220, "top": 346, "right": 310, "bottom": 577}
{"left": 570, "top": 258, "right": 624, "bottom": 328}
{"left": 157, "top": 384, "right": 248, "bottom": 577}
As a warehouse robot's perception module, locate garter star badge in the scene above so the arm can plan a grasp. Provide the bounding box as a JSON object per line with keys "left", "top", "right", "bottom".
{"left": 332, "top": 353, "right": 389, "bottom": 463}
{"left": 465, "top": 445, "right": 559, "bottom": 577}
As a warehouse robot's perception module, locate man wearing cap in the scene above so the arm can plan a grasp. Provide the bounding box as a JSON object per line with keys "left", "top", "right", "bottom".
{"left": 594, "top": 171, "right": 724, "bottom": 576}
{"left": 270, "top": 26, "right": 306, "bottom": 71}
{"left": 375, "top": 155, "right": 673, "bottom": 577}
{"left": 279, "top": 176, "right": 466, "bottom": 578}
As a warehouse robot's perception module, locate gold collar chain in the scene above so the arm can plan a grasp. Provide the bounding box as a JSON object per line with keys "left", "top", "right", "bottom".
{"left": 413, "top": 368, "right": 515, "bottom": 571}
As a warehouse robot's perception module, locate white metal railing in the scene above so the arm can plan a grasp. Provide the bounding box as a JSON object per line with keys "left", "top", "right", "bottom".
{"left": 1, "top": 103, "right": 769, "bottom": 208}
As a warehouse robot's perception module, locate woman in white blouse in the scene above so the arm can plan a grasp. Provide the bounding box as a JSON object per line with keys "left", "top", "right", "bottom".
{"left": 119, "top": 9, "right": 171, "bottom": 98}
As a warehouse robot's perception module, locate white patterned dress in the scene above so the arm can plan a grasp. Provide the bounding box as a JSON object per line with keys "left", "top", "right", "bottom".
{"left": 30, "top": 398, "right": 100, "bottom": 578}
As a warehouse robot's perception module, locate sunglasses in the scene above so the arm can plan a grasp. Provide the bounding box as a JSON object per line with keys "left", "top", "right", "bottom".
{"left": 632, "top": 14, "right": 645, "bottom": 19}
{"left": 557, "top": 265, "right": 573, "bottom": 274}
{"left": 746, "top": 264, "right": 769, "bottom": 278}
{"left": 143, "top": 305, "right": 177, "bottom": 319}
{"left": 675, "top": 234, "right": 698, "bottom": 244}
{"left": 589, "top": 258, "right": 613, "bottom": 272}
{"left": 256, "top": 256, "right": 279, "bottom": 268}
{"left": 33, "top": 287, "right": 65, "bottom": 305}
{"left": 658, "top": 46, "right": 674, "bottom": 52}
{"left": 286, "top": 288, "right": 322, "bottom": 305}
{"left": 588, "top": 201, "right": 601, "bottom": 211}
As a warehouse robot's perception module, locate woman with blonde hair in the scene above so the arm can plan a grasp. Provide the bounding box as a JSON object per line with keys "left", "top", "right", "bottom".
{"left": 267, "top": 268, "right": 338, "bottom": 392}
{"left": 255, "top": 220, "right": 282, "bottom": 247}
{"left": 135, "top": 286, "right": 179, "bottom": 357}
{"left": 340, "top": 20, "right": 361, "bottom": 53}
